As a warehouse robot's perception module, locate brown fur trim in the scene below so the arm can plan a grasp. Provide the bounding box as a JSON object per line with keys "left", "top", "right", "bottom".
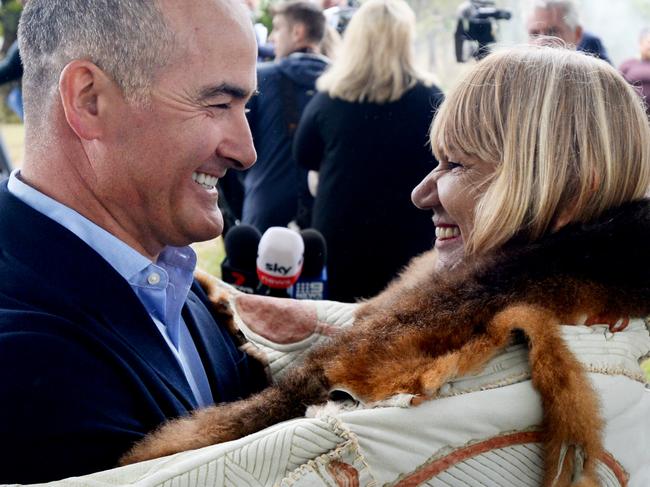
{"left": 193, "top": 269, "right": 240, "bottom": 338}
{"left": 193, "top": 269, "right": 271, "bottom": 378}
{"left": 122, "top": 200, "right": 650, "bottom": 487}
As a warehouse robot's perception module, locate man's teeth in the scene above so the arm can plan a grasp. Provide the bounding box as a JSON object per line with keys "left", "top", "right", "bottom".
{"left": 192, "top": 171, "right": 218, "bottom": 190}
{"left": 435, "top": 226, "right": 460, "bottom": 239}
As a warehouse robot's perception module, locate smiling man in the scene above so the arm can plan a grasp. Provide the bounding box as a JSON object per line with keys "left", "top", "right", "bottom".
{"left": 0, "top": 0, "right": 269, "bottom": 483}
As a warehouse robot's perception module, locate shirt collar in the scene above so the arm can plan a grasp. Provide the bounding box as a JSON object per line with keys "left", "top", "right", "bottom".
{"left": 7, "top": 169, "right": 197, "bottom": 282}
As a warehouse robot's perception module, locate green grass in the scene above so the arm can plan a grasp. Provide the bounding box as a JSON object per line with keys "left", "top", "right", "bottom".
{"left": 643, "top": 359, "right": 650, "bottom": 380}
{"left": 191, "top": 237, "right": 225, "bottom": 278}
{"left": 0, "top": 122, "right": 24, "bottom": 168}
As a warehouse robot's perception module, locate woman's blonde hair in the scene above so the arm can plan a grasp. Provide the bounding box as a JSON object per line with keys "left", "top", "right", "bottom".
{"left": 430, "top": 45, "right": 650, "bottom": 256}
{"left": 316, "top": 0, "right": 433, "bottom": 103}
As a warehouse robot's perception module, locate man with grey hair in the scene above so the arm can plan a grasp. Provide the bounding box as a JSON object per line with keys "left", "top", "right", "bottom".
{"left": 0, "top": 0, "right": 269, "bottom": 483}
{"left": 526, "top": 0, "right": 611, "bottom": 63}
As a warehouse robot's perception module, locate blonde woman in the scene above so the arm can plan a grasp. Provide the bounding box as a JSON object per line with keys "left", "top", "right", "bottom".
{"left": 293, "top": 0, "right": 443, "bottom": 302}
{"left": 125, "top": 45, "right": 649, "bottom": 486}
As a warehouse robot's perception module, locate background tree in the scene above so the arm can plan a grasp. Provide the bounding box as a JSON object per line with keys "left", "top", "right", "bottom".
{"left": 0, "top": 0, "right": 21, "bottom": 54}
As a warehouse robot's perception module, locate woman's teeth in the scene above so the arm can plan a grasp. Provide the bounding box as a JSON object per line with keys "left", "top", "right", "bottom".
{"left": 435, "top": 226, "right": 460, "bottom": 239}
{"left": 192, "top": 171, "right": 218, "bottom": 190}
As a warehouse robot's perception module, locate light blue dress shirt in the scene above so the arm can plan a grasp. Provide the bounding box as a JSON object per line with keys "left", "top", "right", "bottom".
{"left": 8, "top": 170, "right": 214, "bottom": 407}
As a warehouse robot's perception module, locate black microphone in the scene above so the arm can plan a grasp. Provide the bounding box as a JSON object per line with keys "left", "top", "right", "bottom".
{"left": 292, "top": 229, "right": 328, "bottom": 300}
{"left": 256, "top": 227, "right": 304, "bottom": 298}
{"left": 220, "top": 224, "right": 261, "bottom": 294}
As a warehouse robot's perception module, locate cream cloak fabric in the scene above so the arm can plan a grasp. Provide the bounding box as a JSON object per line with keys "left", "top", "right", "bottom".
{"left": 23, "top": 283, "right": 650, "bottom": 487}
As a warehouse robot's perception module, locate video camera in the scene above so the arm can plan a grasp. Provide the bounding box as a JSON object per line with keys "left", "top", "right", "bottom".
{"left": 454, "top": 0, "right": 511, "bottom": 62}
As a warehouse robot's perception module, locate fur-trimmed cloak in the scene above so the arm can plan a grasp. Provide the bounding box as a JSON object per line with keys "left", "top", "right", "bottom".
{"left": 124, "top": 199, "right": 650, "bottom": 486}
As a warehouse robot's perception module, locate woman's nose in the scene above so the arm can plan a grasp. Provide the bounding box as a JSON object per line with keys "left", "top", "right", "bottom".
{"left": 411, "top": 170, "right": 438, "bottom": 210}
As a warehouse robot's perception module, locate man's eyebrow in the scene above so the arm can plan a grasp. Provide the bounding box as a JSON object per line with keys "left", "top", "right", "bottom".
{"left": 197, "top": 83, "right": 254, "bottom": 101}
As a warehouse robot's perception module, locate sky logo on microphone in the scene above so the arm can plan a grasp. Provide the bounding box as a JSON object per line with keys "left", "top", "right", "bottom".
{"left": 264, "top": 263, "right": 294, "bottom": 275}
{"left": 256, "top": 227, "right": 304, "bottom": 295}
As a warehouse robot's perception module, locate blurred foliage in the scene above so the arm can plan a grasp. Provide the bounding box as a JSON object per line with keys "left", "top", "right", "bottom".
{"left": 0, "top": 0, "right": 22, "bottom": 52}
{"left": 0, "top": 0, "right": 22, "bottom": 123}
{"left": 258, "top": 0, "right": 274, "bottom": 33}
{"left": 631, "top": 0, "right": 650, "bottom": 21}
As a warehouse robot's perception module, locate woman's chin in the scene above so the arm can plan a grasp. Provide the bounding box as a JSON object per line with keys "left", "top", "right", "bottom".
{"left": 434, "top": 237, "right": 465, "bottom": 271}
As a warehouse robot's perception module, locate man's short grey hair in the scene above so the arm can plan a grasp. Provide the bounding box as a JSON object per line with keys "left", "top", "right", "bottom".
{"left": 532, "top": 0, "right": 580, "bottom": 30}
{"left": 18, "top": 0, "right": 176, "bottom": 112}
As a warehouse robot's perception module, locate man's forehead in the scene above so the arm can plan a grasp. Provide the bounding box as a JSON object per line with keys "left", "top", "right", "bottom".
{"left": 528, "top": 6, "right": 566, "bottom": 27}
{"left": 161, "top": 0, "right": 256, "bottom": 61}
{"left": 160, "top": 0, "right": 252, "bottom": 37}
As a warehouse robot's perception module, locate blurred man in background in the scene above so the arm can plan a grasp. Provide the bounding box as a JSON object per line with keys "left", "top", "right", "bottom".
{"left": 526, "top": 0, "right": 611, "bottom": 63}
{"left": 242, "top": 1, "right": 328, "bottom": 231}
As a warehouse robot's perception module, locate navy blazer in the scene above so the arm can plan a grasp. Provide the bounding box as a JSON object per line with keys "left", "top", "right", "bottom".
{"left": 0, "top": 183, "right": 268, "bottom": 483}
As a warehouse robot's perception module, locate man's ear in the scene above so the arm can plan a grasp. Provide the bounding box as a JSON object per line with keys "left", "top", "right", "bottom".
{"left": 59, "top": 60, "right": 118, "bottom": 141}
{"left": 574, "top": 25, "right": 584, "bottom": 45}
{"left": 291, "top": 22, "right": 307, "bottom": 45}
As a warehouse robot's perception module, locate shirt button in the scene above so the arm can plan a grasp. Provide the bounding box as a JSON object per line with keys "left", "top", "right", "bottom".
{"left": 147, "top": 272, "right": 161, "bottom": 285}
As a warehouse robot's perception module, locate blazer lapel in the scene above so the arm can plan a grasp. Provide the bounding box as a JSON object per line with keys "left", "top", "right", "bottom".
{"left": 183, "top": 288, "right": 247, "bottom": 403}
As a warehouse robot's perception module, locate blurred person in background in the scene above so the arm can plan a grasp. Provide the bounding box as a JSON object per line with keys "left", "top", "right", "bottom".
{"left": 319, "top": 24, "right": 341, "bottom": 60}
{"left": 293, "top": 0, "right": 443, "bottom": 302}
{"left": 620, "top": 28, "right": 650, "bottom": 115}
{"left": 242, "top": 1, "right": 328, "bottom": 231}
{"left": 526, "top": 0, "right": 611, "bottom": 63}
{"left": 0, "top": 39, "right": 23, "bottom": 119}
{"left": 322, "top": 0, "right": 358, "bottom": 35}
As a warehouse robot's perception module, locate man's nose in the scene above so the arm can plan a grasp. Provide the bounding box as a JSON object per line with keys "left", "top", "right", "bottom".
{"left": 411, "top": 170, "right": 438, "bottom": 210}
{"left": 220, "top": 111, "right": 257, "bottom": 171}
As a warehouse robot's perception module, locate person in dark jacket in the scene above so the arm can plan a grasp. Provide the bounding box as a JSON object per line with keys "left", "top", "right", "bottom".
{"left": 0, "top": 0, "right": 267, "bottom": 483}
{"left": 577, "top": 31, "right": 611, "bottom": 64}
{"left": 0, "top": 40, "right": 23, "bottom": 86}
{"left": 242, "top": 1, "right": 329, "bottom": 231}
{"left": 0, "top": 39, "right": 20, "bottom": 177}
{"left": 293, "top": 0, "right": 443, "bottom": 303}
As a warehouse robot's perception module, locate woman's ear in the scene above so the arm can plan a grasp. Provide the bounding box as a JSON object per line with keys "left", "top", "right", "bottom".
{"left": 58, "top": 60, "right": 118, "bottom": 140}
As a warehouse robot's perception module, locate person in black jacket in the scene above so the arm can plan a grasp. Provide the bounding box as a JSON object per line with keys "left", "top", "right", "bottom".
{"left": 293, "top": 0, "right": 443, "bottom": 302}
{"left": 0, "top": 0, "right": 267, "bottom": 483}
{"left": 242, "top": 1, "right": 329, "bottom": 231}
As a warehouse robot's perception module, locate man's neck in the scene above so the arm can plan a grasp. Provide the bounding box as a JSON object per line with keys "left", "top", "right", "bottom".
{"left": 289, "top": 44, "right": 319, "bottom": 56}
{"left": 19, "top": 162, "right": 163, "bottom": 262}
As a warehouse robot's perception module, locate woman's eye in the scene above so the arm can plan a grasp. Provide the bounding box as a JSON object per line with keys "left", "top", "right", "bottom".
{"left": 447, "top": 161, "right": 464, "bottom": 170}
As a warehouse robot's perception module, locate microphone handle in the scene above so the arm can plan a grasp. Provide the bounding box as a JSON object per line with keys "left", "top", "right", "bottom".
{"left": 257, "top": 285, "right": 292, "bottom": 299}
